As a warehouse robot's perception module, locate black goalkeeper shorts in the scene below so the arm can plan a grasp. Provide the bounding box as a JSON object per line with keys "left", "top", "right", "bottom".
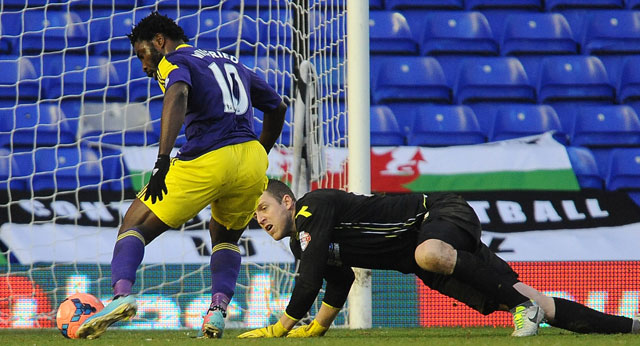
{"left": 417, "top": 193, "right": 482, "bottom": 249}
{"left": 414, "top": 193, "right": 519, "bottom": 315}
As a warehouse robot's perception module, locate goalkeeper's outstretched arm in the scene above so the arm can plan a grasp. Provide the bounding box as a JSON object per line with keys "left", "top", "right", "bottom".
{"left": 237, "top": 265, "right": 353, "bottom": 338}
{"left": 286, "top": 265, "right": 354, "bottom": 337}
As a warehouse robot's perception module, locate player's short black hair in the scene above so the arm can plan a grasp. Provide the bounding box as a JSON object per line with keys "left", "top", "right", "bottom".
{"left": 127, "top": 11, "right": 189, "bottom": 46}
{"left": 266, "top": 179, "right": 296, "bottom": 203}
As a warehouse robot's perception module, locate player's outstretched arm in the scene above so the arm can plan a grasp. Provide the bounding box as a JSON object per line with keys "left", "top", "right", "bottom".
{"left": 259, "top": 101, "right": 287, "bottom": 153}
{"left": 286, "top": 265, "right": 353, "bottom": 337}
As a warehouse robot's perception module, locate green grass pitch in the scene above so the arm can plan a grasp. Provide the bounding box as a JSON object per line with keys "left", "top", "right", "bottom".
{"left": 2, "top": 328, "right": 639, "bottom": 346}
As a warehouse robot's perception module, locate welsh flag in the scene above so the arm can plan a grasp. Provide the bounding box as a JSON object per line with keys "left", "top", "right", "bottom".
{"left": 123, "top": 132, "right": 579, "bottom": 193}
{"left": 266, "top": 132, "right": 579, "bottom": 192}
{"left": 378, "top": 133, "right": 580, "bottom": 192}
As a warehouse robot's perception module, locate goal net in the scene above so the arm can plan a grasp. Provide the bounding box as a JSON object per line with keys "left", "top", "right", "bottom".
{"left": 0, "top": 0, "right": 348, "bottom": 330}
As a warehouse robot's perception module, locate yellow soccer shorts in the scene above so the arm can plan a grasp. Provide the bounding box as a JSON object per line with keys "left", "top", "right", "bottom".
{"left": 137, "top": 140, "right": 269, "bottom": 230}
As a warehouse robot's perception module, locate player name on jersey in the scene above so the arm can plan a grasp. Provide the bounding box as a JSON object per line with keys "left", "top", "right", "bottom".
{"left": 191, "top": 48, "right": 239, "bottom": 63}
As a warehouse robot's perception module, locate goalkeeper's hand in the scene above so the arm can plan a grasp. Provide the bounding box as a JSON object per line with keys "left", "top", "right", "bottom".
{"left": 286, "top": 320, "right": 328, "bottom": 338}
{"left": 237, "top": 320, "right": 290, "bottom": 338}
{"left": 144, "top": 154, "right": 170, "bottom": 204}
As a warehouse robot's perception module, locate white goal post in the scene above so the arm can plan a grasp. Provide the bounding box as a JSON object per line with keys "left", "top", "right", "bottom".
{"left": 346, "top": 0, "right": 372, "bottom": 330}
{"left": 0, "top": 0, "right": 371, "bottom": 330}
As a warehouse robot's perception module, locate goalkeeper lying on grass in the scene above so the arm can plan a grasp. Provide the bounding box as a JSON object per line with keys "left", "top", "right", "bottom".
{"left": 238, "top": 179, "right": 640, "bottom": 338}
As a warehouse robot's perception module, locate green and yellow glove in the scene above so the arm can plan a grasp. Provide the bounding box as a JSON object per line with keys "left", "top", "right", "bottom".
{"left": 286, "top": 320, "right": 329, "bottom": 338}
{"left": 237, "top": 320, "right": 290, "bottom": 338}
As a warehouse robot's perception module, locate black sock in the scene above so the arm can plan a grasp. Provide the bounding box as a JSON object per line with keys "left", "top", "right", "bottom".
{"left": 549, "top": 297, "right": 633, "bottom": 334}
{"left": 451, "top": 250, "right": 528, "bottom": 309}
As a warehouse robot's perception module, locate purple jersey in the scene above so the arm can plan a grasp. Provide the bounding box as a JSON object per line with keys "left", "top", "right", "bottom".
{"left": 156, "top": 44, "right": 282, "bottom": 160}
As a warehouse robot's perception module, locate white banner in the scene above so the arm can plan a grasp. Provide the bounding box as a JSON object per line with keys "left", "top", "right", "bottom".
{"left": 0, "top": 224, "right": 294, "bottom": 264}
{"left": 482, "top": 223, "right": 640, "bottom": 261}
{"left": 6, "top": 221, "right": 639, "bottom": 263}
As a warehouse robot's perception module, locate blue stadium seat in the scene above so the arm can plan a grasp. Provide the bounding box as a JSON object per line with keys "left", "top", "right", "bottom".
{"left": 309, "top": 11, "right": 345, "bottom": 52}
{"left": 595, "top": 54, "right": 628, "bottom": 88}
{"left": 370, "top": 106, "right": 405, "bottom": 146}
{"left": 18, "top": 10, "right": 88, "bottom": 53}
{"left": 466, "top": 0, "right": 542, "bottom": 10}
{"left": 180, "top": 10, "right": 257, "bottom": 53}
{"left": 321, "top": 101, "right": 347, "bottom": 147}
{"left": 310, "top": 56, "right": 346, "bottom": 100}
{"left": 222, "top": 0, "right": 289, "bottom": 8}
{"left": 0, "top": 99, "right": 16, "bottom": 109}
{"left": 0, "top": 103, "right": 76, "bottom": 148}
{"left": 606, "top": 148, "right": 640, "bottom": 191}
{"left": 0, "top": 148, "right": 26, "bottom": 191}
{"left": 0, "top": 57, "right": 40, "bottom": 100}
{"left": 501, "top": 13, "right": 578, "bottom": 55}
{"left": 70, "top": 1, "right": 143, "bottom": 21}
{"left": 8, "top": 150, "right": 35, "bottom": 190}
{"left": 0, "top": 12, "right": 21, "bottom": 54}
{"left": 97, "top": 147, "right": 132, "bottom": 191}
{"left": 1, "top": 0, "right": 56, "bottom": 8}
{"left": 386, "top": 0, "right": 464, "bottom": 10}
{"left": 490, "top": 104, "right": 567, "bottom": 143}
{"left": 455, "top": 57, "right": 535, "bottom": 104}
{"left": 570, "top": 105, "right": 640, "bottom": 147}
{"left": 369, "top": 11, "right": 417, "bottom": 55}
{"left": 255, "top": 10, "right": 292, "bottom": 46}
{"left": 251, "top": 8, "right": 340, "bottom": 53}
{"left": 72, "top": 7, "right": 116, "bottom": 22}
{"left": 370, "top": 56, "right": 397, "bottom": 88}
{"left": 59, "top": 98, "right": 82, "bottom": 119}
{"left": 402, "top": 10, "right": 432, "bottom": 43}
{"left": 77, "top": 0, "right": 140, "bottom": 8}
{"left": 370, "top": 0, "right": 384, "bottom": 9}
{"left": 372, "top": 57, "right": 451, "bottom": 104}
{"left": 43, "top": 55, "right": 128, "bottom": 101}
{"left": 537, "top": 56, "right": 614, "bottom": 103}
{"left": 545, "top": 0, "right": 623, "bottom": 11}
{"left": 629, "top": 0, "right": 640, "bottom": 9}
{"left": 91, "top": 8, "right": 199, "bottom": 55}
{"left": 78, "top": 102, "right": 159, "bottom": 146}
{"left": 582, "top": 10, "right": 640, "bottom": 55}
{"left": 0, "top": 42, "right": 9, "bottom": 55}
{"left": 147, "top": 0, "right": 203, "bottom": 9}
{"left": 239, "top": 56, "right": 292, "bottom": 92}
{"left": 419, "top": 11, "right": 498, "bottom": 56}
{"left": 89, "top": 11, "right": 137, "bottom": 56}
{"left": 12, "top": 147, "right": 103, "bottom": 191}
{"left": 618, "top": 56, "right": 640, "bottom": 103}
{"left": 407, "top": 105, "right": 485, "bottom": 146}
{"left": 566, "top": 146, "right": 604, "bottom": 189}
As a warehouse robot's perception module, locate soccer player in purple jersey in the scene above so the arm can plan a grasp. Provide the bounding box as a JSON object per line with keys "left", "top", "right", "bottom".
{"left": 77, "top": 12, "right": 286, "bottom": 339}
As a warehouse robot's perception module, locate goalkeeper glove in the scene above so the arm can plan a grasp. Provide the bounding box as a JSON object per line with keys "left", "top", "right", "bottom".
{"left": 144, "top": 154, "right": 170, "bottom": 204}
{"left": 237, "top": 320, "right": 290, "bottom": 338}
{"left": 286, "top": 320, "right": 328, "bottom": 338}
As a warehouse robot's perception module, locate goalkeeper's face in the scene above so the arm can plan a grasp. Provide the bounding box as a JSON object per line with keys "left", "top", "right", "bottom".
{"left": 255, "top": 191, "right": 295, "bottom": 241}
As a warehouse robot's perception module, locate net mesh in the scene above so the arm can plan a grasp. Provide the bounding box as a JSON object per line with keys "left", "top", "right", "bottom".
{"left": 0, "top": 0, "right": 348, "bottom": 329}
